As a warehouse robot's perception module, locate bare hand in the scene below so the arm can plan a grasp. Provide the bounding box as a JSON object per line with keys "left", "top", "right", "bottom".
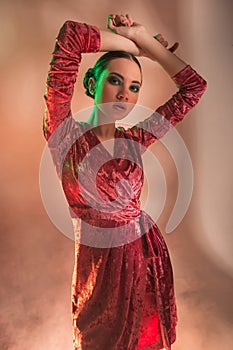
{"left": 107, "top": 14, "right": 146, "bottom": 40}
{"left": 154, "top": 33, "right": 179, "bottom": 53}
{"left": 107, "top": 14, "right": 179, "bottom": 56}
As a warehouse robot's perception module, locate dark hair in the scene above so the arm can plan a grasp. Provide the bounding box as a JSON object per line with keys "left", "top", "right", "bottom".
{"left": 83, "top": 51, "right": 142, "bottom": 99}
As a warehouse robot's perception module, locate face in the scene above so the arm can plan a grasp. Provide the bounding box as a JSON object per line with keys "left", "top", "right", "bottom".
{"left": 92, "top": 58, "right": 142, "bottom": 120}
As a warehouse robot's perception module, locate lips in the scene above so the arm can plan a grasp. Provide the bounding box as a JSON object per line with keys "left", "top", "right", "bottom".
{"left": 112, "top": 103, "right": 127, "bottom": 112}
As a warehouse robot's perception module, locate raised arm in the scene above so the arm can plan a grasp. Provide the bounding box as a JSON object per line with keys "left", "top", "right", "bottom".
{"left": 107, "top": 14, "right": 188, "bottom": 76}
{"left": 43, "top": 20, "right": 143, "bottom": 142}
{"left": 128, "top": 64, "right": 207, "bottom": 149}
{"left": 107, "top": 14, "right": 207, "bottom": 149}
{"left": 43, "top": 21, "right": 101, "bottom": 141}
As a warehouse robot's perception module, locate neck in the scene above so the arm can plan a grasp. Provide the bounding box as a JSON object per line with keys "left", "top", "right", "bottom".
{"left": 87, "top": 105, "right": 116, "bottom": 138}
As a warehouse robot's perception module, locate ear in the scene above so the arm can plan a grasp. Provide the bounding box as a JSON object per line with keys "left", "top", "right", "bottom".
{"left": 88, "top": 77, "right": 96, "bottom": 96}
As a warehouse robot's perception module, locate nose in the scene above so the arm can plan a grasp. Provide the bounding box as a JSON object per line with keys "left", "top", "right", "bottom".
{"left": 116, "top": 86, "right": 129, "bottom": 101}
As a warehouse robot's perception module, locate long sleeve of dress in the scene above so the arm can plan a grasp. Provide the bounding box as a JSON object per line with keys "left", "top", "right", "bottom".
{"left": 127, "top": 64, "right": 208, "bottom": 149}
{"left": 43, "top": 20, "right": 101, "bottom": 142}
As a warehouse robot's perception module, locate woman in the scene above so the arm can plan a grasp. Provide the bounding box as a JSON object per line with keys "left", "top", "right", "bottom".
{"left": 43, "top": 14, "right": 207, "bottom": 350}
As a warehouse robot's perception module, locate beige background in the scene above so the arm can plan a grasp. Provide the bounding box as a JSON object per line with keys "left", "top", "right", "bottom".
{"left": 0, "top": 0, "right": 233, "bottom": 349}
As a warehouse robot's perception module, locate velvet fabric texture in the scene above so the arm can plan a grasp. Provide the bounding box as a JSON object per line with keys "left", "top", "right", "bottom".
{"left": 43, "top": 20, "right": 207, "bottom": 350}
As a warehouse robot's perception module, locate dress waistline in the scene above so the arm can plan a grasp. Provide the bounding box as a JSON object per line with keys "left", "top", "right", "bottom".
{"left": 69, "top": 205, "right": 141, "bottom": 228}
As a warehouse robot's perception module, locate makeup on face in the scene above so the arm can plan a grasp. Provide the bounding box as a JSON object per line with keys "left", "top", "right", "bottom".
{"left": 94, "top": 58, "right": 142, "bottom": 120}
{"left": 106, "top": 72, "right": 142, "bottom": 94}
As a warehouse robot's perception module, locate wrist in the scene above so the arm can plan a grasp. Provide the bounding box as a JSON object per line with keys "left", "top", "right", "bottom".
{"left": 131, "top": 31, "right": 154, "bottom": 59}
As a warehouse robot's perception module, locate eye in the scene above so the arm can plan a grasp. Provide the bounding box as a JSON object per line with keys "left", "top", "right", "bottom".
{"left": 130, "top": 85, "right": 140, "bottom": 93}
{"left": 108, "top": 76, "right": 121, "bottom": 85}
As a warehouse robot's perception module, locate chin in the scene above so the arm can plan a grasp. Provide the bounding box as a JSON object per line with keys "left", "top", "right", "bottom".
{"left": 97, "top": 102, "right": 136, "bottom": 122}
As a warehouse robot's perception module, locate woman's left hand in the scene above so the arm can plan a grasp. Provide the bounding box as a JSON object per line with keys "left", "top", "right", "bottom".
{"left": 107, "top": 14, "right": 147, "bottom": 41}
{"left": 107, "top": 14, "right": 179, "bottom": 55}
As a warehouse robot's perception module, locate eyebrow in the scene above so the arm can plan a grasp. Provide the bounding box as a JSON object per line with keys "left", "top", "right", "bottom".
{"left": 109, "top": 72, "right": 142, "bottom": 86}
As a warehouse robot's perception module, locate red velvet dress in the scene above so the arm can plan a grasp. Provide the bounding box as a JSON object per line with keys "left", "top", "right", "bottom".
{"left": 43, "top": 21, "right": 207, "bottom": 350}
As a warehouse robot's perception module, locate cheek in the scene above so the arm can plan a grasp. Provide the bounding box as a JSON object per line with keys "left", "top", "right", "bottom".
{"left": 97, "top": 84, "right": 115, "bottom": 102}
{"left": 130, "top": 93, "right": 139, "bottom": 104}
{"left": 102, "top": 85, "right": 112, "bottom": 97}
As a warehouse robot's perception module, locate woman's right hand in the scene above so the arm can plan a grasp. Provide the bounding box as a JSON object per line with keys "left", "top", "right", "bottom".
{"left": 107, "top": 14, "right": 179, "bottom": 56}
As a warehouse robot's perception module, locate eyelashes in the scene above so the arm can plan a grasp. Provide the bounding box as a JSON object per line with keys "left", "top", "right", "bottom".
{"left": 107, "top": 76, "right": 120, "bottom": 85}
{"left": 107, "top": 76, "right": 140, "bottom": 93}
{"left": 130, "top": 85, "right": 140, "bottom": 93}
